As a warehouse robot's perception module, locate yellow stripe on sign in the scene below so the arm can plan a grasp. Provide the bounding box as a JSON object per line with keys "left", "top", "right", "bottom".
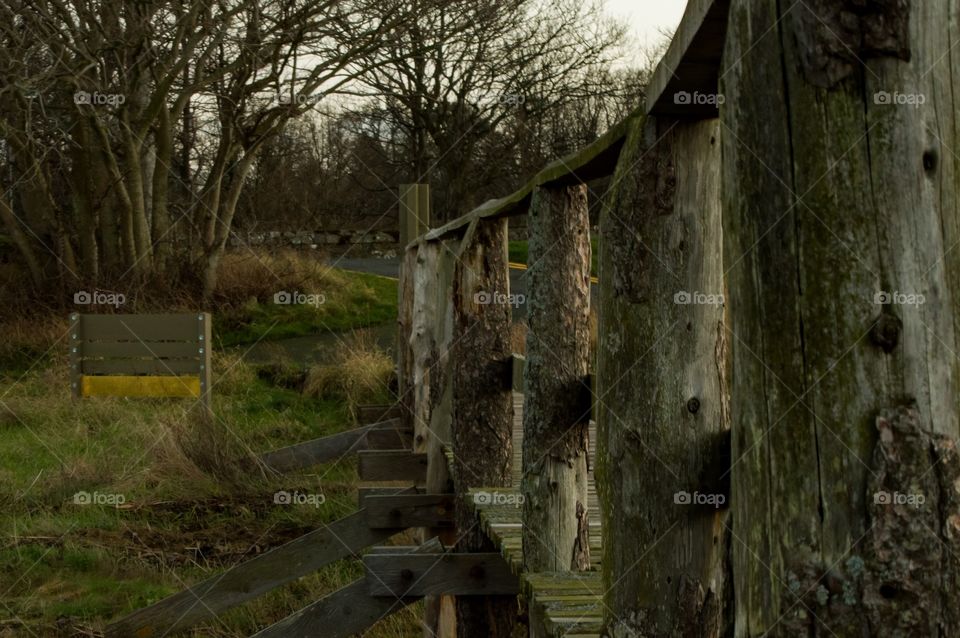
{"left": 508, "top": 261, "right": 599, "bottom": 284}
{"left": 80, "top": 375, "right": 201, "bottom": 398}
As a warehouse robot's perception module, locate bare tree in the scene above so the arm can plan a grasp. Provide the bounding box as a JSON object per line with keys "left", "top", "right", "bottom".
{"left": 0, "top": 0, "right": 410, "bottom": 295}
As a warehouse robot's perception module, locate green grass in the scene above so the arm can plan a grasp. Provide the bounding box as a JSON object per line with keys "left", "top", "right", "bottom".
{"left": 215, "top": 269, "right": 397, "bottom": 347}
{"left": 508, "top": 238, "right": 599, "bottom": 276}
{"left": 0, "top": 328, "right": 410, "bottom": 636}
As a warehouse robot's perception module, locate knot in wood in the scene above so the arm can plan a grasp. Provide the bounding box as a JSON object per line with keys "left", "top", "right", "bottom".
{"left": 870, "top": 313, "right": 902, "bottom": 353}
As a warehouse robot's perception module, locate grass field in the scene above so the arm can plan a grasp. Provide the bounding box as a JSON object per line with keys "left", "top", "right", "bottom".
{"left": 0, "top": 256, "right": 417, "bottom": 637}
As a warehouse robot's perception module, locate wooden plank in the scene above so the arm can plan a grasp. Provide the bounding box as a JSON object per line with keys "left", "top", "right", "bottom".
{"left": 365, "top": 552, "right": 519, "bottom": 597}
{"left": 645, "top": 0, "right": 731, "bottom": 117}
{"left": 80, "top": 375, "right": 200, "bottom": 398}
{"left": 258, "top": 419, "right": 403, "bottom": 472}
{"left": 364, "top": 494, "right": 455, "bottom": 529}
{"left": 78, "top": 314, "right": 200, "bottom": 341}
{"left": 366, "top": 426, "right": 413, "bottom": 450}
{"left": 358, "top": 450, "right": 428, "bottom": 482}
{"left": 250, "top": 539, "right": 443, "bottom": 638}
{"left": 357, "top": 485, "right": 421, "bottom": 507}
{"left": 80, "top": 341, "right": 201, "bottom": 358}
{"left": 105, "top": 510, "right": 399, "bottom": 638}
{"left": 81, "top": 358, "right": 201, "bottom": 375}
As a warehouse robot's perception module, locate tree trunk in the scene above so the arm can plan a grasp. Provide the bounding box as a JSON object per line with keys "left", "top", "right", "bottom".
{"left": 522, "top": 183, "right": 592, "bottom": 578}
{"left": 450, "top": 217, "right": 515, "bottom": 638}
{"left": 597, "top": 114, "right": 731, "bottom": 637}
{"left": 723, "top": 1, "right": 960, "bottom": 635}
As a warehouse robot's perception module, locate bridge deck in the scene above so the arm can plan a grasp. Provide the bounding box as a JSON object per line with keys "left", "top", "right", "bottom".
{"left": 458, "top": 393, "right": 605, "bottom": 637}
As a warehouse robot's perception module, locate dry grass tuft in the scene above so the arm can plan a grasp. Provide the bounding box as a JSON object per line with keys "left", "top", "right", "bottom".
{"left": 213, "top": 250, "right": 340, "bottom": 307}
{"left": 303, "top": 330, "right": 394, "bottom": 419}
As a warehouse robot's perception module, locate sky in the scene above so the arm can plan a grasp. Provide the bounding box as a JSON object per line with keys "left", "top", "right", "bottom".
{"left": 605, "top": 0, "right": 689, "bottom": 60}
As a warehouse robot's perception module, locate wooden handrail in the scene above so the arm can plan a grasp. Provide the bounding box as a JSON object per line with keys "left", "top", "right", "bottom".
{"left": 410, "top": 106, "right": 642, "bottom": 248}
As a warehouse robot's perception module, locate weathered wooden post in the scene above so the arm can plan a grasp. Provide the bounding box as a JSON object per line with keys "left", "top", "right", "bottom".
{"left": 521, "top": 182, "right": 592, "bottom": 584}
{"left": 450, "top": 216, "right": 515, "bottom": 637}
{"left": 723, "top": 0, "right": 960, "bottom": 634}
{"left": 596, "top": 111, "right": 730, "bottom": 635}
{"left": 398, "top": 183, "right": 431, "bottom": 431}
{"left": 410, "top": 235, "right": 459, "bottom": 637}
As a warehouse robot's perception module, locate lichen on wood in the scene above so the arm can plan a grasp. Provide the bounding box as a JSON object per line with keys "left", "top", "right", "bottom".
{"left": 790, "top": 0, "right": 911, "bottom": 88}
{"left": 777, "top": 404, "right": 960, "bottom": 636}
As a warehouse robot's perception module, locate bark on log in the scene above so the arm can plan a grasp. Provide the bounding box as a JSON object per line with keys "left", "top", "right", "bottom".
{"left": 450, "top": 217, "right": 515, "bottom": 637}
{"left": 597, "top": 114, "right": 731, "bottom": 637}
{"left": 722, "top": 1, "right": 960, "bottom": 634}
{"left": 521, "top": 183, "right": 592, "bottom": 578}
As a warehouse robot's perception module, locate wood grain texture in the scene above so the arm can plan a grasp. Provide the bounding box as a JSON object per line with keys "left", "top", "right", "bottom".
{"left": 722, "top": 0, "right": 960, "bottom": 634}
{"left": 597, "top": 115, "right": 730, "bottom": 637}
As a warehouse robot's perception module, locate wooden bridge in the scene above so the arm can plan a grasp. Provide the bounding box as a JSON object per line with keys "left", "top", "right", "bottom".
{"left": 108, "top": 0, "right": 960, "bottom": 634}
{"left": 107, "top": 2, "right": 728, "bottom": 635}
